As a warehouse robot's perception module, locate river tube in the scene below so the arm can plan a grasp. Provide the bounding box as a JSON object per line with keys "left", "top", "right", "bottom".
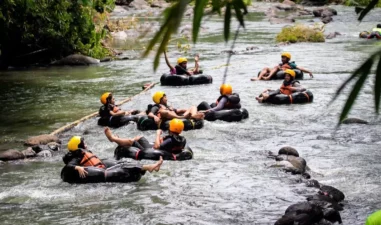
{"left": 97, "top": 115, "right": 140, "bottom": 128}
{"left": 114, "top": 146, "right": 193, "bottom": 161}
{"left": 60, "top": 162, "right": 146, "bottom": 183}
{"left": 137, "top": 116, "right": 204, "bottom": 131}
{"left": 160, "top": 73, "right": 213, "bottom": 86}
{"left": 261, "top": 90, "right": 314, "bottom": 104}
{"left": 258, "top": 69, "right": 304, "bottom": 80}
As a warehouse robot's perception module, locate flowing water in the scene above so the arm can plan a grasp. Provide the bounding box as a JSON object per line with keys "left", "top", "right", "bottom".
{"left": 0, "top": 3, "right": 381, "bottom": 224}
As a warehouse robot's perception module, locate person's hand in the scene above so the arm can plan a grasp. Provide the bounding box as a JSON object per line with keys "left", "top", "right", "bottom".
{"left": 75, "top": 166, "right": 88, "bottom": 178}
{"left": 154, "top": 116, "right": 160, "bottom": 123}
{"left": 156, "top": 129, "right": 163, "bottom": 135}
{"left": 124, "top": 110, "right": 132, "bottom": 116}
{"left": 194, "top": 54, "right": 199, "bottom": 62}
{"left": 309, "top": 72, "right": 313, "bottom": 78}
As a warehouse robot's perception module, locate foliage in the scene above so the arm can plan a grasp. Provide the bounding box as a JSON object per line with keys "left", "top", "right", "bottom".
{"left": 0, "top": 0, "right": 115, "bottom": 69}
{"left": 343, "top": 0, "right": 381, "bottom": 7}
{"left": 276, "top": 24, "right": 325, "bottom": 43}
{"left": 142, "top": 0, "right": 248, "bottom": 71}
{"left": 331, "top": 0, "right": 381, "bottom": 124}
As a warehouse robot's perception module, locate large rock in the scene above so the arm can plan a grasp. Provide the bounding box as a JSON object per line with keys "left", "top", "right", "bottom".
{"left": 282, "top": 0, "right": 296, "bottom": 5}
{"left": 313, "top": 7, "right": 337, "bottom": 17}
{"left": 0, "top": 149, "right": 25, "bottom": 161}
{"left": 129, "top": 0, "right": 150, "bottom": 10}
{"left": 37, "top": 150, "right": 53, "bottom": 158}
{"left": 321, "top": 16, "right": 333, "bottom": 24}
{"left": 21, "top": 148, "right": 37, "bottom": 158}
{"left": 275, "top": 3, "right": 295, "bottom": 11}
{"left": 278, "top": 146, "right": 299, "bottom": 157}
{"left": 326, "top": 31, "right": 341, "bottom": 39}
{"left": 25, "top": 134, "right": 60, "bottom": 146}
{"left": 51, "top": 54, "right": 100, "bottom": 66}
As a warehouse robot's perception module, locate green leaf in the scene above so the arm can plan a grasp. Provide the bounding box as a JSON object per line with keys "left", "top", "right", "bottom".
{"left": 338, "top": 58, "right": 373, "bottom": 123}
{"left": 193, "top": 0, "right": 208, "bottom": 43}
{"left": 232, "top": 0, "right": 245, "bottom": 28}
{"left": 211, "top": 0, "right": 222, "bottom": 14}
{"left": 224, "top": 3, "right": 231, "bottom": 42}
{"left": 330, "top": 57, "right": 374, "bottom": 104}
{"left": 357, "top": 0, "right": 379, "bottom": 21}
{"left": 374, "top": 52, "right": 381, "bottom": 113}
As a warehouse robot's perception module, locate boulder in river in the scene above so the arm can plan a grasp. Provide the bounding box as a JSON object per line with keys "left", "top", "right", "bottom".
{"left": 0, "top": 149, "right": 25, "bottom": 161}
{"left": 37, "top": 150, "right": 53, "bottom": 158}
{"left": 25, "top": 134, "right": 60, "bottom": 146}
{"left": 278, "top": 146, "right": 299, "bottom": 157}
{"left": 326, "top": 31, "right": 341, "bottom": 39}
{"left": 51, "top": 54, "right": 100, "bottom": 66}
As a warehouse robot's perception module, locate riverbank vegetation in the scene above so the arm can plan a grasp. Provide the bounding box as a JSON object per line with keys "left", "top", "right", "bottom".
{"left": 0, "top": 0, "right": 115, "bottom": 70}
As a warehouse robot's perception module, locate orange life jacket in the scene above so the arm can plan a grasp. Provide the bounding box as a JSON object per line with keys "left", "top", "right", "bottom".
{"left": 280, "top": 83, "right": 293, "bottom": 95}
{"left": 80, "top": 151, "right": 105, "bottom": 169}
{"left": 281, "top": 63, "right": 292, "bottom": 70}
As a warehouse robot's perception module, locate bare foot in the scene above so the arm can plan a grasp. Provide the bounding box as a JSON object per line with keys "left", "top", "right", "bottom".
{"left": 256, "top": 97, "right": 263, "bottom": 103}
{"left": 183, "top": 112, "right": 191, "bottom": 119}
{"left": 251, "top": 77, "right": 259, "bottom": 81}
{"left": 104, "top": 127, "right": 115, "bottom": 142}
{"left": 146, "top": 156, "right": 163, "bottom": 172}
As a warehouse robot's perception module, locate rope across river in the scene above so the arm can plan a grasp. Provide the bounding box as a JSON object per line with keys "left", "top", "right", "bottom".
{"left": 50, "top": 82, "right": 159, "bottom": 136}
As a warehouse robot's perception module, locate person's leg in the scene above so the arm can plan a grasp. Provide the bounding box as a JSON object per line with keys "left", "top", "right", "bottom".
{"left": 142, "top": 156, "right": 163, "bottom": 172}
{"left": 159, "top": 109, "right": 185, "bottom": 120}
{"left": 251, "top": 67, "right": 270, "bottom": 81}
{"left": 189, "top": 106, "right": 205, "bottom": 120}
{"left": 105, "top": 127, "right": 134, "bottom": 146}
{"left": 264, "top": 67, "right": 280, "bottom": 80}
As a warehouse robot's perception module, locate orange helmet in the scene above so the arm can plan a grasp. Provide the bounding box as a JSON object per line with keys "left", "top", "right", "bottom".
{"left": 169, "top": 119, "right": 184, "bottom": 134}
{"left": 100, "top": 92, "right": 112, "bottom": 104}
{"left": 220, "top": 84, "right": 233, "bottom": 95}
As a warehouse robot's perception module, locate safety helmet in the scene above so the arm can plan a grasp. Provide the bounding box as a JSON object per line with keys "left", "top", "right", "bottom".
{"left": 220, "top": 84, "right": 233, "bottom": 95}
{"left": 284, "top": 69, "right": 296, "bottom": 78}
{"left": 281, "top": 52, "right": 291, "bottom": 59}
{"left": 177, "top": 57, "right": 188, "bottom": 64}
{"left": 153, "top": 91, "right": 166, "bottom": 104}
{"left": 100, "top": 92, "right": 112, "bottom": 104}
{"left": 169, "top": 119, "right": 184, "bottom": 134}
{"left": 67, "top": 136, "right": 85, "bottom": 151}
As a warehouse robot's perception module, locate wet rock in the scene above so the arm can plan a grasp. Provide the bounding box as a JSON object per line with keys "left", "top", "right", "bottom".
{"left": 0, "top": 149, "right": 25, "bottom": 161}
{"left": 285, "top": 202, "right": 324, "bottom": 223}
{"left": 323, "top": 208, "right": 342, "bottom": 224}
{"left": 47, "top": 142, "right": 60, "bottom": 151}
{"left": 269, "top": 17, "right": 295, "bottom": 24}
{"left": 150, "top": 2, "right": 162, "bottom": 8}
{"left": 326, "top": 31, "right": 341, "bottom": 39}
{"left": 298, "top": 10, "right": 312, "bottom": 16}
{"left": 278, "top": 146, "right": 299, "bottom": 157}
{"left": 100, "top": 57, "right": 112, "bottom": 62}
{"left": 313, "top": 7, "right": 337, "bottom": 17}
{"left": 37, "top": 150, "right": 53, "bottom": 158}
{"left": 342, "top": 118, "right": 368, "bottom": 124}
{"left": 221, "top": 50, "right": 237, "bottom": 55}
{"left": 282, "top": 0, "right": 296, "bottom": 6}
{"left": 25, "top": 134, "right": 60, "bottom": 146}
{"left": 275, "top": 41, "right": 291, "bottom": 47}
{"left": 306, "top": 179, "right": 320, "bottom": 188}
{"left": 21, "top": 147, "right": 37, "bottom": 158}
{"left": 321, "top": 16, "right": 333, "bottom": 24}
{"left": 307, "top": 195, "right": 344, "bottom": 211}
{"left": 275, "top": 3, "right": 295, "bottom": 11}
{"left": 51, "top": 54, "right": 100, "bottom": 66}
{"left": 275, "top": 211, "right": 316, "bottom": 225}
{"left": 129, "top": 0, "right": 150, "bottom": 10}
{"left": 245, "top": 46, "right": 259, "bottom": 51}
{"left": 319, "top": 185, "right": 345, "bottom": 202}
{"left": 115, "top": 0, "right": 133, "bottom": 5}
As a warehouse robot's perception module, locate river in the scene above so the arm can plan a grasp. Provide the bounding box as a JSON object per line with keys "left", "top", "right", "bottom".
{"left": 0, "top": 3, "right": 380, "bottom": 224}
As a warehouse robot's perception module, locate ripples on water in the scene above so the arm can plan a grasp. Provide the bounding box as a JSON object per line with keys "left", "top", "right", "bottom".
{"left": 0, "top": 4, "right": 381, "bottom": 225}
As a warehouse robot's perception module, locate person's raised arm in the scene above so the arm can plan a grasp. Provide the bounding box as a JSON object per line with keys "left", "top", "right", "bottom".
{"left": 154, "top": 129, "right": 163, "bottom": 149}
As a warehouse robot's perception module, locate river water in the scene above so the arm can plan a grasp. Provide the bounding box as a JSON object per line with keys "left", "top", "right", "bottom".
{"left": 0, "top": 3, "right": 380, "bottom": 225}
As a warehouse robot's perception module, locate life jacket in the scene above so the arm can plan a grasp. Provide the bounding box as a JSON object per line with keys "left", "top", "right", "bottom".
{"left": 160, "top": 135, "right": 186, "bottom": 152}
{"left": 279, "top": 61, "right": 296, "bottom": 70}
{"left": 372, "top": 28, "right": 381, "bottom": 34}
{"left": 175, "top": 65, "right": 190, "bottom": 75}
{"left": 80, "top": 151, "right": 105, "bottom": 169}
{"left": 216, "top": 94, "right": 241, "bottom": 109}
{"left": 280, "top": 81, "right": 299, "bottom": 95}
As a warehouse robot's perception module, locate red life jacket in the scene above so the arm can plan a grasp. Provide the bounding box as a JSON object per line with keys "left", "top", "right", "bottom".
{"left": 280, "top": 83, "right": 293, "bottom": 95}
{"left": 80, "top": 151, "right": 105, "bottom": 169}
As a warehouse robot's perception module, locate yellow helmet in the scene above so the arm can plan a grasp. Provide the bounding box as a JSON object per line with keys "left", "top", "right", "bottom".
{"left": 281, "top": 52, "right": 291, "bottom": 59}
{"left": 220, "top": 84, "right": 233, "bottom": 95}
{"left": 284, "top": 69, "right": 296, "bottom": 78}
{"left": 169, "top": 119, "right": 184, "bottom": 134}
{"left": 177, "top": 57, "right": 187, "bottom": 64}
{"left": 152, "top": 91, "right": 165, "bottom": 104}
{"left": 100, "top": 92, "right": 112, "bottom": 104}
{"left": 67, "top": 136, "right": 83, "bottom": 151}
